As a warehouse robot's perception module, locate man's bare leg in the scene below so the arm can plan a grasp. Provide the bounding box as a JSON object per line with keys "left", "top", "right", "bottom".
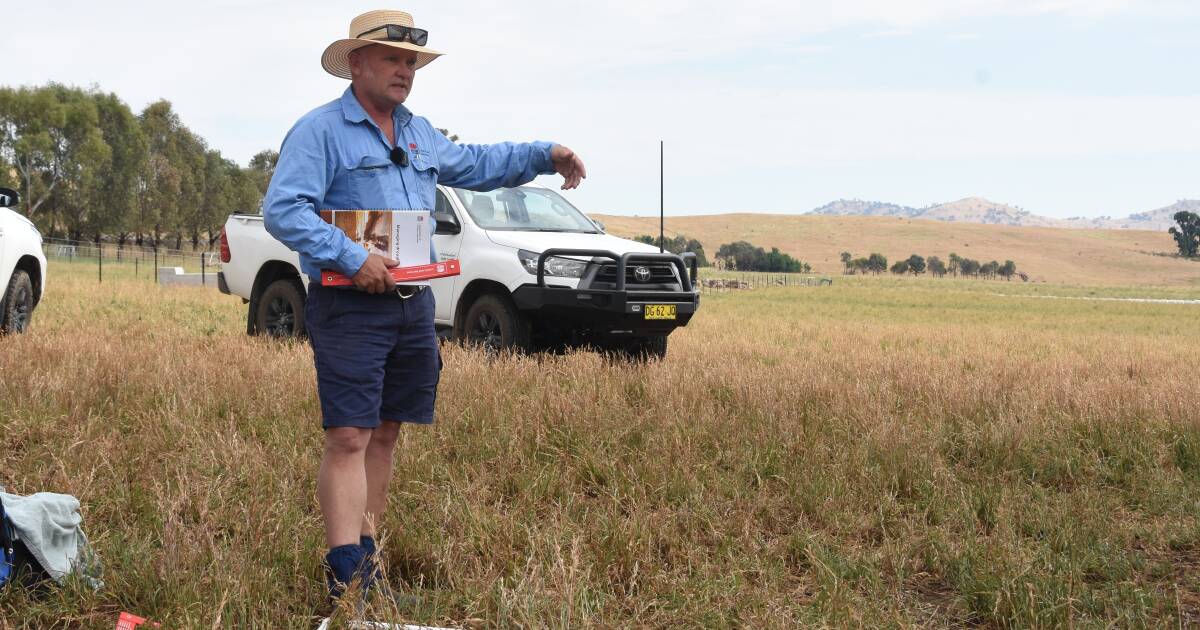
{"left": 319, "top": 427, "right": 373, "bottom": 547}
{"left": 362, "top": 421, "right": 402, "bottom": 538}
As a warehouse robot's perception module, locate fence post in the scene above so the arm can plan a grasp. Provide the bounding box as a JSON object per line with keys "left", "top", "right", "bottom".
{"left": 135, "top": 257, "right": 139, "bottom": 278}
{"left": 98, "top": 244, "right": 102, "bottom": 284}
{"left": 154, "top": 249, "right": 158, "bottom": 284}
{"left": 201, "top": 252, "right": 206, "bottom": 286}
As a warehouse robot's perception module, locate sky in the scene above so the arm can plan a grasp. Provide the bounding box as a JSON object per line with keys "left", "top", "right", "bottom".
{"left": 3, "top": 0, "right": 1198, "bottom": 218}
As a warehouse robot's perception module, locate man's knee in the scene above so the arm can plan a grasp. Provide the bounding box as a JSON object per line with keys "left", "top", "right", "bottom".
{"left": 369, "top": 421, "right": 402, "bottom": 450}
{"left": 324, "top": 427, "right": 373, "bottom": 456}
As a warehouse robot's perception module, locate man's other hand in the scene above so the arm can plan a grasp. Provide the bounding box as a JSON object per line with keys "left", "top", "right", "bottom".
{"left": 551, "top": 145, "right": 586, "bottom": 190}
{"left": 352, "top": 254, "right": 399, "bottom": 294}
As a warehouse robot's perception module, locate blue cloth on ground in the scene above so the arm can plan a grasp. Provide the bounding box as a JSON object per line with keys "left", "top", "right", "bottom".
{"left": 0, "top": 491, "right": 102, "bottom": 589}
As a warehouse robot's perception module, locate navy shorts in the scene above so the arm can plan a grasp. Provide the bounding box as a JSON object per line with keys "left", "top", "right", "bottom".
{"left": 305, "top": 283, "right": 441, "bottom": 429}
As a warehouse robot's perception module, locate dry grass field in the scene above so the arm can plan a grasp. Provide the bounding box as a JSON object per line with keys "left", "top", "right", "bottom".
{"left": 1, "top": 261, "right": 1198, "bottom": 628}
{"left": 593, "top": 213, "right": 1200, "bottom": 287}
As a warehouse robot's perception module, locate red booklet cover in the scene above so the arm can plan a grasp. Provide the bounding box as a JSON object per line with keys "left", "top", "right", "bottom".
{"left": 320, "top": 259, "right": 461, "bottom": 287}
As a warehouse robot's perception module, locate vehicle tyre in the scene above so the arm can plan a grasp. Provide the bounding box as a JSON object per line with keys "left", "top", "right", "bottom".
{"left": 0, "top": 270, "right": 34, "bottom": 334}
{"left": 461, "top": 293, "right": 531, "bottom": 353}
{"left": 255, "top": 278, "right": 306, "bottom": 339}
{"left": 614, "top": 335, "right": 668, "bottom": 362}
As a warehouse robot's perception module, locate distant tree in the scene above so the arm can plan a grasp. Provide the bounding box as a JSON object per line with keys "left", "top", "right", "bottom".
{"left": 717, "top": 241, "right": 761, "bottom": 271}
{"left": 0, "top": 153, "right": 11, "bottom": 189}
{"left": 88, "top": 89, "right": 147, "bottom": 248}
{"left": 850, "top": 257, "right": 870, "bottom": 274}
{"left": 765, "top": 247, "right": 804, "bottom": 272}
{"left": 41, "top": 85, "right": 112, "bottom": 243}
{"left": 246, "top": 149, "right": 278, "bottom": 199}
{"left": 684, "top": 238, "right": 709, "bottom": 267}
{"left": 716, "top": 240, "right": 807, "bottom": 272}
{"left": 634, "top": 233, "right": 708, "bottom": 266}
{"left": 840, "top": 251, "right": 852, "bottom": 274}
{"left": 980, "top": 260, "right": 1000, "bottom": 279}
{"left": 927, "top": 256, "right": 947, "bottom": 277}
{"left": 890, "top": 260, "right": 909, "bottom": 275}
{"left": 948, "top": 252, "right": 961, "bottom": 277}
{"left": 0, "top": 84, "right": 109, "bottom": 227}
{"left": 1169, "top": 211, "right": 1200, "bottom": 258}
{"left": 867, "top": 253, "right": 888, "bottom": 275}
{"left": 228, "top": 163, "right": 263, "bottom": 217}
{"left": 195, "top": 150, "right": 234, "bottom": 248}
{"left": 998, "top": 260, "right": 1016, "bottom": 281}
{"left": 906, "top": 254, "right": 926, "bottom": 275}
{"left": 138, "top": 100, "right": 197, "bottom": 247}
{"left": 959, "top": 258, "right": 980, "bottom": 277}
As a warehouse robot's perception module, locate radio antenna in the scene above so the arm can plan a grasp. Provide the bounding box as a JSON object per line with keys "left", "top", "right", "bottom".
{"left": 659, "top": 140, "right": 664, "bottom": 253}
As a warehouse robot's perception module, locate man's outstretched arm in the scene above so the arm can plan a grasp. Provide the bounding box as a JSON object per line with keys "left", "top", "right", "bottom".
{"left": 431, "top": 127, "right": 586, "bottom": 191}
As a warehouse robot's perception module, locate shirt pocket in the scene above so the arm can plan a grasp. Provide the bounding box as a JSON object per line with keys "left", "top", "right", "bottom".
{"left": 347, "top": 157, "right": 394, "bottom": 209}
{"left": 410, "top": 156, "right": 439, "bottom": 210}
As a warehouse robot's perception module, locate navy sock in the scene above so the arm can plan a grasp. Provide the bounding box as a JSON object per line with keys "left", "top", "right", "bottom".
{"left": 324, "top": 544, "right": 368, "bottom": 600}
{"left": 360, "top": 535, "right": 384, "bottom": 581}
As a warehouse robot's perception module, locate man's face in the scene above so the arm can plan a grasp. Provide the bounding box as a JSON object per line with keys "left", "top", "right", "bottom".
{"left": 349, "top": 44, "right": 418, "bottom": 110}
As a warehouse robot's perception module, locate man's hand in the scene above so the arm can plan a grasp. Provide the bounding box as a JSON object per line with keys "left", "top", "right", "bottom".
{"left": 352, "top": 253, "right": 399, "bottom": 294}
{"left": 551, "top": 145, "right": 587, "bottom": 190}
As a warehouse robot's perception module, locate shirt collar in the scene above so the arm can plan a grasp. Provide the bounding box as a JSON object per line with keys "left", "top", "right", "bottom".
{"left": 340, "top": 86, "right": 413, "bottom": 127}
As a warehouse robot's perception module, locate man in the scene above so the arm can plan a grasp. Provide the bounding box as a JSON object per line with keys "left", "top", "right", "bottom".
{"left": 263, "top": 9, "right": 585, "bottom": 604}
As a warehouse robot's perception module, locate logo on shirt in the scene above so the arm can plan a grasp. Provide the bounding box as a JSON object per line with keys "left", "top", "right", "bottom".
{"left": 408, "top": 143, "right": 431, "bottom": 164}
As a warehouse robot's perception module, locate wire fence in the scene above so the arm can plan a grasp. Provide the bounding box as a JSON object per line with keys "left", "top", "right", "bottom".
{"left": 40, "top": 238, "right": 832, "bottom": 294}
{"left": 41, "top": 237, "right": 221, "bottom": 285}
{"left": 696, "top": 271, "right": 833, "bottom": 293}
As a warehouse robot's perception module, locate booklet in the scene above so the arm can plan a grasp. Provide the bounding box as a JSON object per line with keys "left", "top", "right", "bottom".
{"left": 318, "top": 209, "right": 460, "bottom": 287}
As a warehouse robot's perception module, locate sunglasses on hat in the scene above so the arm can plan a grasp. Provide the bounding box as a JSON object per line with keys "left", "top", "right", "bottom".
{"left": 356, "top": 24, "right": 429, "bottom": 46}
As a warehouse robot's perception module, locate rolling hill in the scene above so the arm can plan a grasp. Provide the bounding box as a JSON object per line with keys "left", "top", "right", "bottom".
{"left": 1107, "top": 199, "right": 1200, "bottom": 231}
{"left": 806, "top": 197, "right": 1199, "bottom": 231}
{"left": 592, "top": 213, "right": 1199, "bottom": 287}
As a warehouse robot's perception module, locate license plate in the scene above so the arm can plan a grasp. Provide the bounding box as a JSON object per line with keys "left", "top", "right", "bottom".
{"left": 644, "top": 304, "right": 676, "bottom": 320}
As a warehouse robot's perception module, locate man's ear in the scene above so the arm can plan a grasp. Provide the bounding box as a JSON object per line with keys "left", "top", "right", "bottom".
{"left": 348, "top": 49, "right": 362, "bottom": 77}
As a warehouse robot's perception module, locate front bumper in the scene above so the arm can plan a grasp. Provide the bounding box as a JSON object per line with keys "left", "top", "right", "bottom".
{"left": 512, "top": 285, "right": 700, "bottom": 333}
{"left": 511, "top": 249, "right": 700, "bottom": 336}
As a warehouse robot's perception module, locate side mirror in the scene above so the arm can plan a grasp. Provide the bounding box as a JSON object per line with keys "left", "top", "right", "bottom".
{"left": 433, "top": 211, "right": 461, "bottom": 235}
{"left": 592, "top": 218, "right": 605, "bottom": 232}
{"left": 0, "top": 187, "right": 18, "bottom": 208}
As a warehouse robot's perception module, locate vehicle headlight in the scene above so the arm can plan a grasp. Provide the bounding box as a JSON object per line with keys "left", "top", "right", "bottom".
{"left": 518, "top": 249, "right": 587, "bottom": 278}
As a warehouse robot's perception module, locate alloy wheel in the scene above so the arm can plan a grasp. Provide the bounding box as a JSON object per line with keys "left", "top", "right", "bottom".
{"left": 265, "top": 296, "right": 295, "bottom": 337}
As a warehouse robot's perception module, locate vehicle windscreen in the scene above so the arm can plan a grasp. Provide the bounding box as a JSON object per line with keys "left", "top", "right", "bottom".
{"left": 455, "top": 186, "right": 600, "bottom": 233}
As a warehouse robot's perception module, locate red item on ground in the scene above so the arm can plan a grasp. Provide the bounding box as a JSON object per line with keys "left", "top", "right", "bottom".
{"left": 116, "top": 612, "right": 160, "bottom": 629}
{"left": 319, "top": 259, "right": 461, "bottom": 287}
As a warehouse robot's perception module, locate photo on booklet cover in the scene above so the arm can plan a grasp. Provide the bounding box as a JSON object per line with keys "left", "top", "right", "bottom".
{"left": 319, "top": 210, "right": 393, "bottom": 259}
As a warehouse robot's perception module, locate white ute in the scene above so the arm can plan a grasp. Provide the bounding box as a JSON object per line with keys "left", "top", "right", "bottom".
{"left": 219, "top": 183, "right": 700, "bottom": 359}
{"left": 0, "top": 187, "right": 46, "bottom": 334}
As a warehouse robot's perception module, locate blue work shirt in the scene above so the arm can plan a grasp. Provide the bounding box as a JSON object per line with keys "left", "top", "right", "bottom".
{"left": 264, "top": 86, "right": 557, "bottom": 280}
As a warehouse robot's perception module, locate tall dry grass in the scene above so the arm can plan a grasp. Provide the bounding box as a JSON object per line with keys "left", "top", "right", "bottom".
{"left": 1, "top": 264, "right": 1197, "bottom": 628}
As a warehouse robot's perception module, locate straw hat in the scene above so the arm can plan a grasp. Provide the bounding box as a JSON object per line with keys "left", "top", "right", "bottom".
{"left": 321, "top": 10, "right": 443, "bottom": 79}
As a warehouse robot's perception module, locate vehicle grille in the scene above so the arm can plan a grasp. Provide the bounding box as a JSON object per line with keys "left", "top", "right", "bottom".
{"left": 595, "top": 262, "right": 678, "bottom": 285}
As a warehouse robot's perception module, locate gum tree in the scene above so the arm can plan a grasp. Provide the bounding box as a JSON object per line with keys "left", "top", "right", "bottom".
{"left": 1169, "top": 211, "right": 1200, "bottom": 258}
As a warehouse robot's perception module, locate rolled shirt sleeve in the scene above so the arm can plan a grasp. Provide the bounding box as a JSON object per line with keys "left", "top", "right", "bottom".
{"left": 263, "top": 123, "right": 369, "bottom": 277}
